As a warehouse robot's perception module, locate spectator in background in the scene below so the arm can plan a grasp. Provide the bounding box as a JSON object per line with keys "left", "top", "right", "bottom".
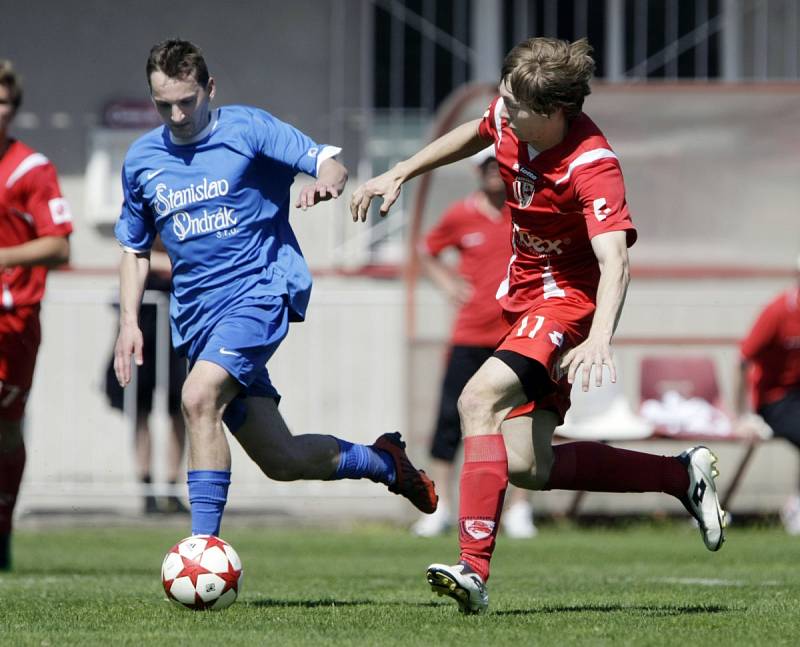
{"left": 411, "top": 149, "right": 536, "bottom": 539}
{"left": 735, "top": 256, "right": 800, "bottom": 534}
{"left": 0, "top": 60, "right": 73, "bottom": 569}
{"left": 105, "top": 240, "right": 187, "bottom": 515}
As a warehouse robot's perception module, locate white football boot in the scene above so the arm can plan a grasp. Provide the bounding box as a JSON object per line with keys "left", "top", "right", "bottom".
{"left": 426, "top": 562, "right": 489, "bottom": 614}
{"left": 502, "top": 500, "right": 538, "bottom": 539}
{"left": 678, "top": 446, "right": 727, "bottom": 551}
{"left": 411, "top": 504, "right": 450, "bottom": 537}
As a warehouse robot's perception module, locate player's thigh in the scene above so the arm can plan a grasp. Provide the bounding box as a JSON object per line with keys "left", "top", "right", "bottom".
{"left": 181, "top": 360, "right": 241, "bottom": 416}
{"left": 459, "top": 356, "right": 529, "bottom": 421}
{"left": 0, "top": 308, "right": 40, "bottom": 423}
{"left": 502, "top": 409, "right": 559, "bottom": 487}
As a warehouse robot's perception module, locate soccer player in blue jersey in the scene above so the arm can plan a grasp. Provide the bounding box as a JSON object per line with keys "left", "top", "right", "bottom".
{"left": 113, "top": 39, "right": 437, "bottom": 537}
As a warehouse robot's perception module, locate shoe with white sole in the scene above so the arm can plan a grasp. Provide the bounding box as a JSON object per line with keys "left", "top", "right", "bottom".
{"left": 426, "top": 561, "right": 488, "bottom": 614}
{"left": 411, "top": 504, "right": 450, "bottom": 537}
{"left": 780, "top": 494, "right": 800, "bottom": 536}
{"left": 677, "top": 446, "right": 726, "bottom": 551}
{"left": 502, "top": 500, "right": 538, "bottom": 539}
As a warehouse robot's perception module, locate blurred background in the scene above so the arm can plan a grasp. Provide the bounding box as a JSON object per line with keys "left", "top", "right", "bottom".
{"left": 3, "top": 0, "right": 799, "bottom": 524}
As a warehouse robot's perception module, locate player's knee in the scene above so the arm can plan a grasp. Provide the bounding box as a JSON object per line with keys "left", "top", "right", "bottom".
{"left": 180, "top": 381, "right": 218, "bottom": 422}
{"left": 507, "top": 452, "right": 553, "bottom": 490}
{"left": 457, "top": 383, "right": 497, "bottom": 435}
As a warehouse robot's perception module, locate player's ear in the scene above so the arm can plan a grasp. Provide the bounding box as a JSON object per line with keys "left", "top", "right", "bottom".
{"left": 206, "top": 77, "right": 216, "bottom": 101}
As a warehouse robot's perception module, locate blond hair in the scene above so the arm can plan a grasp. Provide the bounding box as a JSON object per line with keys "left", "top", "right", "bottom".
{"left": 500, "top": 37, "right": 594, "bottom": 118}
{"left": 0, "top": 60, "right": 23, "bottom": 111}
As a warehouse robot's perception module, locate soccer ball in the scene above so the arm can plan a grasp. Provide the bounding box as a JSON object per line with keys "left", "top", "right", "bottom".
{"left": 161, "top": 535, "right": 243, "bottom": 610}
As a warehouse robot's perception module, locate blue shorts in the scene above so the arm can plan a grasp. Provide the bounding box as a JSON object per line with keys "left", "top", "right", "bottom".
{"left": 186, "top": 295, "right": 289, "bottom": 432}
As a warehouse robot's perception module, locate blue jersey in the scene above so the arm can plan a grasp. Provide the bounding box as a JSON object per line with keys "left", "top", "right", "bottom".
{"left": 115, "top": 105, "right": 339, "bottom": 353}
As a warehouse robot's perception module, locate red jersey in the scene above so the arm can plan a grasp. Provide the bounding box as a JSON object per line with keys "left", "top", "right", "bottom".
{"left": 477, "top": 98, "right": 637, "bottom": 316}
{"left": 740, "top": 287, "right": 800, "bottom": 410}
{"left": 423, "top": 194, "right": 511, "bottom": 347}
{"left": 0, "top": 140, "right": 72, "bottom": 308}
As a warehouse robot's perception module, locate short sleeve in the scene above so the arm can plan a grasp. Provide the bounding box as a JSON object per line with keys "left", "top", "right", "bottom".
{"left": 477, "top": 97, "right": 503, "bottom": 142}
{"left": 16, "top": 163, "right": 73, "bottom": 238}
{"left": 115, "top": 163, "right": 156, "bottom": 252}
{"left": 423, "top": 205, "right": 463, "bottom": 256}
{"left": 246, "top": 108, "right": 327, "bottom": 177}
{"left": 572, "top": 159, "right": 637, "bottom": 247}
{"left": 741, "top": 298, "right": 781, "bottom": 360}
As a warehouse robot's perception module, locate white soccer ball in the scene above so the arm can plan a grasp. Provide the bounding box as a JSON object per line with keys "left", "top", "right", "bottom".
{"left": 161, "top": 535, "right": 243, "bottom": 610}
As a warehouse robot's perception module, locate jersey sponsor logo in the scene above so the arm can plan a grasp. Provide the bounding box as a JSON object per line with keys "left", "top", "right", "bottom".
{"left": 461, "top": 232, "right": 485, "bottom": 248}
{"left": 48, "top": 197, "right": 72, "bottom": 224}
{"left": 592, "top": 197, "right": 612, "bottom": 221}
{"left": 153, "top": 178, "right": 231, "bottom": 216}
{"left": 517, "top": 166, "right": 538, "bottom": 182}
{"left": 145, "top": 168, "right": 165, "bottom": 181}
{"left": 513, "top": 224, "right": 566, "bottom": 255}
{"left": 461, "top": 518, "right": 495, "bottom": 540}
{"left": 172, "top": 206, "right": 238, "bottom": 241}
{"left": 512, "top": 176, "right": 535, "bottom": 209}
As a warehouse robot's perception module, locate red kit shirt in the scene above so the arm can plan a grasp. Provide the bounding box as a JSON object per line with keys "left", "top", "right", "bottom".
{"left": 740, "top": 287, "right": 800, "bottom": 410}
{"left": 423, "top": 194, "right": 512, "bottom": 347}
{"left": 0, "top": 140, "right": 73, "bottom": 309}
{"left": 477, "top": 98, "right": 637, "bottom": 316}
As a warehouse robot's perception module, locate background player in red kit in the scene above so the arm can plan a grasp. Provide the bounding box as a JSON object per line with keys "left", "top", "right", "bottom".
{"left": 411, "top": 148, "right": 536, "bottom": 539}
{"left": 734, "top": 257, "right": 800, "bottom": 534}
{"left": 351, "top": 37, "right": 726, "bottom": 613}
{"left": 0, "top": 60, "right": 73, "bottom": 570}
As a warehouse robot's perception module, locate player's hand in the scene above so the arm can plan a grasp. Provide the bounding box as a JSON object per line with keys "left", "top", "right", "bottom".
{"left": 114, "top": 323, "right": 144, "bottom": 387}
{"left": 349, "top": 171, "right": 403, "bottom": 222}
{"left": 446, "top": 278, "right": 473, "bottom": 306}
{"left": 295, "top": 181, "right": 341, "bottom": 211}
{"left": 560, "top": 337, "right": 616, "bottom": 392}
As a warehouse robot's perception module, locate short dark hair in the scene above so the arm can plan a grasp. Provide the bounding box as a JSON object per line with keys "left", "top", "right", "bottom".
{"left": 146, "top": 39, "right": 210, "bottom": 89}
{"left": 500, "top": 37, "right": 594, "bottom": 118}
{"left": 0, "top": 60, "right": 23, "bottom": 111}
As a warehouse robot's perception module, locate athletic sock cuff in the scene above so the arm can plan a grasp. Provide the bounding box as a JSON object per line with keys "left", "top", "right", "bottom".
{"left": 464, "top": 435, "right": 507, "bottom": 463}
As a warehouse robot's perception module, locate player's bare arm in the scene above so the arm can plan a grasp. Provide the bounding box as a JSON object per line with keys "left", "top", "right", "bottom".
{"left": 295, "top": 157, "right": 348, "bottom": 211}
{"left": 113, "top": 250, "right": 151, "bottom": 387}
{"left": 349, "top": 119, "right": 489, "bottom": 222}
{"left": 0, "top": 235, "right": 69, "bottom": 270}
{"left": 560, "top": 230, "right": 630, "bottom": 391}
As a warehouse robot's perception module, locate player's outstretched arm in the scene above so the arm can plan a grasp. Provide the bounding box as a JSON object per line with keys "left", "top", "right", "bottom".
{"left": 113, "top": 250, "right": 150, "bottom": 387}
{"left": 560, "top": 230, "right": 630, "bottom": 391}
{"left": 0, "top": 235, "right": 70, "bottom": 270}
{"left": 295, "top": 158, "right": 348, "bottom": 211}
{"left": 349, "top": 119, "right": 489, "bottom": 222}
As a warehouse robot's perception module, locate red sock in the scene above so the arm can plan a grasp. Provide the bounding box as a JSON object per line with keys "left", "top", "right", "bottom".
{"left": 545, "top": 442, "right": 688, "bottom": 497}
{"left": 458, "top": 435, "right": 508, "bottom": 582}
{"left": 0, "top": 443, "right": 26, "bottom": 534}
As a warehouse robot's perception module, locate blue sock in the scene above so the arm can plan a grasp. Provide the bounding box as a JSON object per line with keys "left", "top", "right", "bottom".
{"left": 187, "top": 470, "right": 231, "bottom": 536}
{"left": 332, "top": 439, "right": 396, "bottom": 484}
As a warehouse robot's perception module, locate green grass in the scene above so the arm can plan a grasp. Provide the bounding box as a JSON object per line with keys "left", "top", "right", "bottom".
{"left": 1, "top": 521, "right": 798, "bottom": 646}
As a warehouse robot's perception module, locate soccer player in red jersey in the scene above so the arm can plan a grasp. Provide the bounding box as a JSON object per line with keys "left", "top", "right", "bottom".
{"left": 735, "top": 258, "right": 800, "bottom": 534}
{"left": 0, "top": 61, "right": 73, "bottom": 570}
{"left": 351, "top": 37, "right": 725, "bottom": 613}
{"left": 412, "top": 149, "right": 536, "bottom": 539}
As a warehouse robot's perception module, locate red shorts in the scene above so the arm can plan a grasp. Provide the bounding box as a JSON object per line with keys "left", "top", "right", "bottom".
{"left": 0, "top": 306, "right": 41, "bottom": 421}
{"left": 498, "top": 298, "right": 595, "bottom": 424}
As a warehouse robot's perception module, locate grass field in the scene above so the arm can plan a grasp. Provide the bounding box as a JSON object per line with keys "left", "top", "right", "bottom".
{"left": 1, "top": 521, "right": 798, "bottom": 646}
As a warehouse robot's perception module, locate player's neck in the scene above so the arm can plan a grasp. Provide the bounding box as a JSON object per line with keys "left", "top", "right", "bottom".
{"left": 476, "top": 190, "right": 505, "bottom": 218}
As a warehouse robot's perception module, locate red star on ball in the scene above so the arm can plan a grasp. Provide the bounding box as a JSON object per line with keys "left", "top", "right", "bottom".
{"left": 175, "top": 555, "right": 212, "bottom": 587}
{"left": 216, "top": 559, "right": 242, "bottom": 595}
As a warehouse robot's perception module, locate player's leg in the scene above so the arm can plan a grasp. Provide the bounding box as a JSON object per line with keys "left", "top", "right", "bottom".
{"left": 233, "top": 395, "right": 437, "bottom": 513}
{"left": 0, "top": 308, "right": 40, "bottom": 570}
{"left": 164, "top": 349, "right": 189, "bottom": 513}
{"left": 181, "top": 359, "right": 240, "bottom": 536}
{"left": 427, "top": 356, "right": 530, "bottom": 613}
{"left": 0, "top": 420, "right": 25, "bottom": 571}
{"left": 413, "top": 346, "right": 492, "bottom": 536}
{"left": 759, "top": 392, "right": 800, "bottom": 534}
{"left": 133, "top": 416, "right": 159, "bottom": 514}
